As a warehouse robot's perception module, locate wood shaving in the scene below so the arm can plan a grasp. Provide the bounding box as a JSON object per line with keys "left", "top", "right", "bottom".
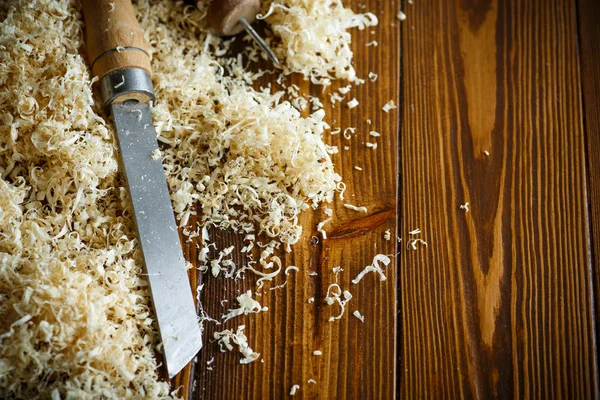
{"left": 222, "top": 290, "right": 268, "bottom": 322}
{"left": 344, "top": 204, "right": 368, "bottom": 213}
{"left": 406, "top": 238, "right": 428, "bottom": 250}
{"left": 383, "top": 229, "right": 391, "bottom": 240}
{"left": 347, "top": 98, "right": 359, "bottom": 109}
{"left": 382, "top": 100, "right": 397, "bottom": 112}
{"left": 324, "top": 284, "right": 352, "bottom": 321}
{"left": 352, "top": 255, "right": 391, "bottom": 283}
{"left": 290, "top": 384, "right": 300, "bottom": 396}
{"left": 258, "top": 0, "right": 378, "bottom": 86}
{"left": 214, "top": 325, "right": 260, "bottom": 364}
{"left": 353, "top": 310, "right": 365, "bottom": 322}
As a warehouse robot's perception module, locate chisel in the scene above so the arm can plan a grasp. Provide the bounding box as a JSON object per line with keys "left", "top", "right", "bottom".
{"left": 81, "top": 0, "right": 202, "bottom": 378}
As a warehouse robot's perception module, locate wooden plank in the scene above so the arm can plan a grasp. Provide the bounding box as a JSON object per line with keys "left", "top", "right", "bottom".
{"left": 172, "top": 1, "right": 401, "bottom": 399}
{"left": 399, "top": 0, "right": 598, "bottom": 397}
{"left": 578, "top": 0, "right": 600, "bottom": 367}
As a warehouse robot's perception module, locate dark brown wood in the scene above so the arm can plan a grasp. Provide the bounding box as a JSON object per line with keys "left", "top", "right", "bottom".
{"left": 175, "top": 0, "right": 400, "bottom": 399}
{"left": 578, "top": 0, "right": 600, "bottom": 378}
{"left": 399, "top": 0, "right": 598, "bottom": 398}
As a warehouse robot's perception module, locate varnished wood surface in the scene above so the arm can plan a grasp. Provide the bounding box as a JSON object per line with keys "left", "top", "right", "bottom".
{"left": 171, "top": 0, "right": 600, "bottom": 398}
{"left": 399, "top": 0, "right": 598, "bottom": 398}
{"left": 578, "top": 0, "right": 600, "bottom": 368}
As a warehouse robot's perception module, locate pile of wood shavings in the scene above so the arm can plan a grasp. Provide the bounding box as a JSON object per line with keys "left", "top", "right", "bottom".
{"left": 0, "top": 0, "right": 378, "bottom": 398}
{"left": 258, "top": 0, "right": 378, "bottom": 86}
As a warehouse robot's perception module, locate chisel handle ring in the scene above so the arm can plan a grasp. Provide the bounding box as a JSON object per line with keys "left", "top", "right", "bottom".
{"left": 99, "top": 68, "right": 155, "bottom": 109}
{"left": 82, "top": 0, "right": 153, "bottom": 86}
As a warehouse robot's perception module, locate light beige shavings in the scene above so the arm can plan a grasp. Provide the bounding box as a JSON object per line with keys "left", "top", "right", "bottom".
{"left": 17, "top": 42, "right": 33, "bottom": 52}
{"left": 406, "top": 238, "right": 428, "bottom": 250}
{"left": 222, "top": 290, "right": 268, "bottom": 322}
{"left": 353, "top": 310, "right": 365, "bottom": 322}
{"left": 285, "top": 266, "right": 299, "bottom": 275}
{"left": 369, "top": 131, "right": 381, "bottom": 137}
{"left": 0, "top": 2, "right": 170, "bottom": 397}
{"left": 338, "top": 85, "right": 353, "bottom": 95}
{"left": 143, "top": 1, "right": 345, "bottom": 274}
{"left": 368, "top": 72, "right": 378, "bottom": 82}
{"left": 0, "top": 0, "right": 376, "bottom": 397}
{"left": 344, "top": 204, "right": 368, "bottom": 213}
{"left": 313, "top": 350, "right": 323, "bottom": 356}
{"left": 308, "top": 379, "right": 317, "bottom": 384}
{"left": 384, "top": 229, "right": 391, "bottom": 240}
{"left": 397, "top": 11, "right": 407, "bottom": 21}
{"left": 324, "top": 284, "right": 352, "bottom": 321}
{"left": 406, "top": 228, "right": 427, "bottom": 250}
{"left": 151, "top": 149, "right": 162, "bottom": 160}
{"left": 290, "top": 384, "right": 300, "bottom": 396}
{"left": 347, "top": 98, "right": 359, "bottom": 109}
{"left": 365, "top": 40, "right": 378, "bottom": 47}
{"left": 330, "top": 92, "right": 345, "bottom": 105}
{"left": 317, "top": 218, "right": 332, "bottom": 239}
{"left": 382, "top": 100, "right": 397, "bottom": 112}
{"left": 269, "top": 281, "right": 288, "bottom": 291}
{"left": 460, "top": 202, "right": 470, "bottom": 212}
{"left": 259, "top": 0, "right": 378, "bottom": 86}
{"left": 343, "top": 127, "right": 356, "bottom": 140}
{"left": 352, "top": 255, "right": 392, "bottom": 284}
{"left": 214, "top": 325, "right": 260, "bottom": 364}
{"left": 307, "top": 297, "right": 315, "bottom": 303}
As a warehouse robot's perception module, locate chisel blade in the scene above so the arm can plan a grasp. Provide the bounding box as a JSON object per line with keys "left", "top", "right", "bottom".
{"left": 112, "top": 101, "right": 202, "bottom": 378}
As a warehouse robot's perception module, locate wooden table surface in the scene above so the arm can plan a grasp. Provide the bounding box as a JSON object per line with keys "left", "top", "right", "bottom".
{"left": 172, "top": 0, "right": 600, "bottom": 398}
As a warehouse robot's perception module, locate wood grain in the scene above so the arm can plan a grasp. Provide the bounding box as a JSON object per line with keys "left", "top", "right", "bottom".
{"left": 578, "top": 0, "right": 600, "bottom": 375}
{"left": 171, "top": 1, "right": 400, "bottom": 399}
{"left": 399, "top": 0, "right": 598, "bottom": 397}
{"left": 82, "top": 0, "right": 152, "bottom": 79}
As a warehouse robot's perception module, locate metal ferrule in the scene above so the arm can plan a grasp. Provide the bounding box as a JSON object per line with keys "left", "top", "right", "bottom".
{"left": 99, "top": 68, "right": 155, "bottom": 109}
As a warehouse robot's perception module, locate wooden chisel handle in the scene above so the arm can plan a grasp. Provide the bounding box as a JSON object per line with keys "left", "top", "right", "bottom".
{"left": 82, "top": 0, "right": 154, "bottom": 108}
{"left": 82, "top": 0, "right": 151, "bottom": 79}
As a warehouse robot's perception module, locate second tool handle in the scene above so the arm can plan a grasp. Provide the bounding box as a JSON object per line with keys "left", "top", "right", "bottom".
{"left": 82, "top": 0, "right": 152, "bottom": 80}
{"left": 208, "top": 0, "right": 261, "bottom": 36}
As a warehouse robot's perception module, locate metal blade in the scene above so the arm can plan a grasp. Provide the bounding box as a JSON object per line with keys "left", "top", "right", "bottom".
{"left": 111, "top": 101, "right": 202, "bottom": 378}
